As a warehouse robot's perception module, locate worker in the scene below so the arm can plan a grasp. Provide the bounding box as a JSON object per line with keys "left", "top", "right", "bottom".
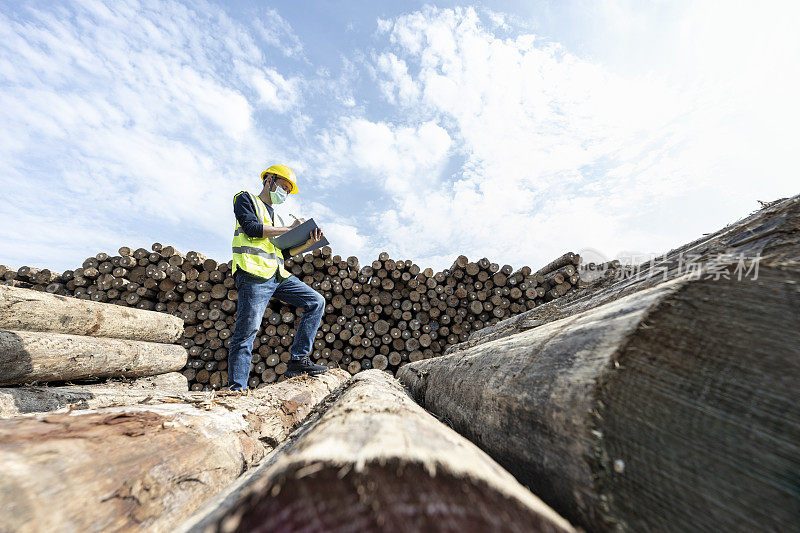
{"left": 227, "top": 164, "right": 328, "bottom": 391}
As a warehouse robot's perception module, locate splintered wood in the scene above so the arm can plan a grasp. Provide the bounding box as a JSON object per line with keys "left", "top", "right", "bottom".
{"left": 0, "top": 370, "right": 349, "bottom": 532}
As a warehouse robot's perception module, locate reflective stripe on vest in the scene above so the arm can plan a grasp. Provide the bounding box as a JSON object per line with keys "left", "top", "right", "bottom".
{"left": 231, "top": 245, "right": 281, "bottom": 259}
{"left": 231, "top": 191, "right": 290, "bottom": 279}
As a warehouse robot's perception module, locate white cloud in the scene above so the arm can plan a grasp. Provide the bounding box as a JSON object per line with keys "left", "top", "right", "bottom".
{"left": 254, "top": 8, "right": 305, "bottom": 59}
{"left": 249, "top": 67, "right": 302, "bottom": 112}
{"left": 0, "top": 0, "right": 306, "bottom": 270}
{"left": 312, "top": 118, "right": 452, "bottom": 194}
{"left": 353, "top": 4, "right": 799, "bottom": 269}
{"left": 320, "top": 222, "right": 369, "bottom": 258}
{"left": 374, "top": 53, "right": 419, "bottom": 105}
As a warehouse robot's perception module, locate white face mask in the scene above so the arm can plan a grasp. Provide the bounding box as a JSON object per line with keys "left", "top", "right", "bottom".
{"left": 269, "top": 185, "right": 288, "bottom": 204}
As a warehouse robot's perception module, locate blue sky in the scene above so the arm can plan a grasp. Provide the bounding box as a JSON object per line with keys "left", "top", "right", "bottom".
{"left": 1, "top": 0, "right": 798, "bottom": 272}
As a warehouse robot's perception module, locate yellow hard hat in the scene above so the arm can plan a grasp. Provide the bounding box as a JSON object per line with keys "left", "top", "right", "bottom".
{"left": 261, "top": 164, "right": 299, "bottom": 194}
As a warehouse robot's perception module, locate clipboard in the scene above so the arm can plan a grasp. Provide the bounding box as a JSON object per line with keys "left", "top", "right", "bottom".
{"left": 269, "top": 218, "right": 329, "bottom": 254}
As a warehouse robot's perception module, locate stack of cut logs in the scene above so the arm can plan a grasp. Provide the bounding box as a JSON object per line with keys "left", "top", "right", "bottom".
{"left": 0, "top": 247, "right": 580, "bottom": 391}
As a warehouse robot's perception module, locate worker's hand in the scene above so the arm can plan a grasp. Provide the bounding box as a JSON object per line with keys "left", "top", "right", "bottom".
{"left": 290, "top": 217, "right": 305, "bottom": 228}
{"left": 307, "top": 228, "right": 323, "bottom": 245}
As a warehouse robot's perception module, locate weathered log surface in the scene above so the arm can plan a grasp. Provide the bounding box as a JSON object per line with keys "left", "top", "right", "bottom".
{"left": 0, "top": 329, "right": 188, "bottom": 386}
{"left": 0, "top": 285, "right": 183, "bottom": 343}
{"left": 446, "top": 194, "right": 800, "bottom": 355}
{"left": 182, "top": 369, "right": 573, "bottom": 533}
{"left": 0, "top": 372, "right": 188, "bottom": 418}
{"left": 399, "top": 267, "right": 800, "bottom": 532}
{"left": 0, "top": 369, "right": 349, "bottom": 533}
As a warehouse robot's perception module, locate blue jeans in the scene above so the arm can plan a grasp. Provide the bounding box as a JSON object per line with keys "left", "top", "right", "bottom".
{"left": 227, "top": 270, "right": 326, "bottom": 390}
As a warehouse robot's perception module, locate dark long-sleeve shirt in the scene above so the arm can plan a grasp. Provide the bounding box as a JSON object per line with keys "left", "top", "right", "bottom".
{"left": 233, "top": 192, "right": 288, "bottom": 259}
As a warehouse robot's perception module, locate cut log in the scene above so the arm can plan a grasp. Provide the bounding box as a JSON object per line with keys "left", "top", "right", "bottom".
{"left": 0, "top": 285, "right": 183, "bottom": 343}
{"left": 398, "top": 267, "right": 800, "bottom": 532}
{"left": 0, "top": 330, "right": 188, "bottom": 386}
{"left": 180, "top": 369, "right": 573, "bottom": 533}
{"left": 0, "top": 369, "right": 349, "bottom": 532}
{"left": 446, "top": 194, "right": 800, "bottom": 355}
{"left": 531, "top": 252, "right": 576, "bottom": 279}
{"left": 0, "top": 373, "right": 189, "bottom": 418}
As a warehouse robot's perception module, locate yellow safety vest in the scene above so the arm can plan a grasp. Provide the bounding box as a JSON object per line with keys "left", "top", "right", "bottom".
{"left": 231, "top": 191, "right": 291, "bottom": 280}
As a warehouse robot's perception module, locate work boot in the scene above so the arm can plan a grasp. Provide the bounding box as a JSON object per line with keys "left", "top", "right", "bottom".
{"left": 285, "top": 355, "right": 329, "bottom": 378}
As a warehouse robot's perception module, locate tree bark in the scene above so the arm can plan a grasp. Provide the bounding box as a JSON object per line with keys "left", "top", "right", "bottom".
{"left": 0, "top": 329, "right": 188, "bottom": 385}
{"left": 0, "top": 373, "right": 188, "bottom": 418}
{"left": 181, "top": 369, "right": 574, "bottom": 533}
{"left": 398, "top": 267, "right": 800, "bottom": 532}
{"left": 0, "top": 285, "right": 183, "bottom": 343}
{"left": 0, "top": 369, "right": 349, "bottom": 532}
{"left": 446, "top": 194, "right": 800, "bottom": 355}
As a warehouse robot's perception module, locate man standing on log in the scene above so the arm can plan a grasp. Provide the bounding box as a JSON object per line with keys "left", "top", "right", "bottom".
{"left": 228, "top": 164, "right": 328, "bottom": 391}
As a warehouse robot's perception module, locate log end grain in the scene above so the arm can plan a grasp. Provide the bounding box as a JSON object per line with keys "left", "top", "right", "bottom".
{"left": 592, "top": 267, "right": 800, "bottom": 532}
{"left": 221, "top": 461, "right": 571, "bottom": 533}
{"left": 185, "top": 370, "right": 573, "bottom": 533}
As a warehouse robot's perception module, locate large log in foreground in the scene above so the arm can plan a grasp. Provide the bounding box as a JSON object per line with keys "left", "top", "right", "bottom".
{"left": 182, "top": 369, "right": 573, "bottom": 533}
{"left": 0, "top": 329, "right": 188, "bottom": 386}
{"left": 446, "top": 194, "right": 800, "bottom": 355}
{"left": 398, "top": 268, "right": 800, "bottom": 532}
{"left": 0, "top": 369, "right": 349, "bottom": 532}
{"left": 0, "top": 372, "right": 189, "bottom": 418}
{"left": 0, "top": 285, "right": 183, "bottom": 343}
